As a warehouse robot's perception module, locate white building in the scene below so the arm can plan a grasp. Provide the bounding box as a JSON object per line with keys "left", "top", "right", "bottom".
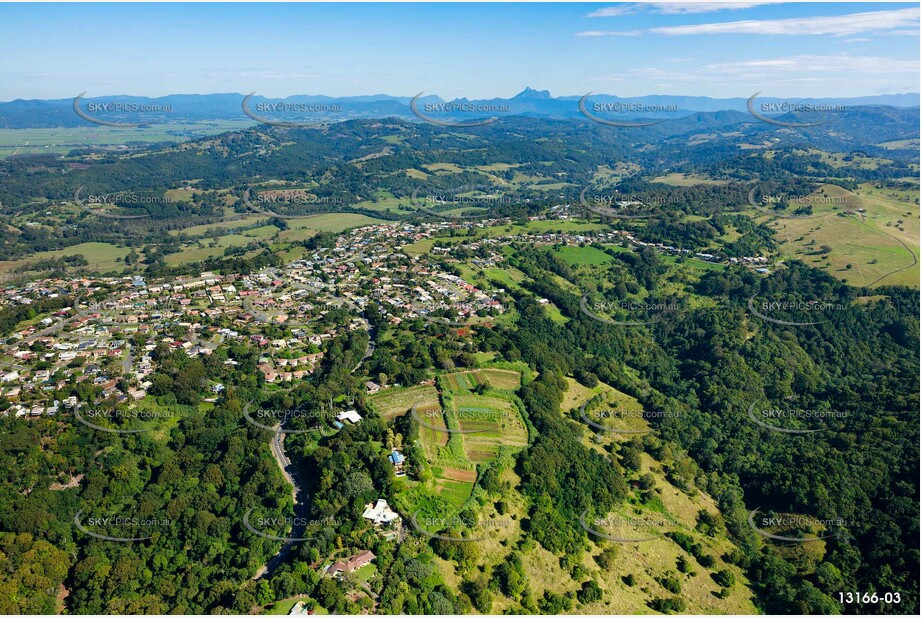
{"left": 362, "top": 499, "right": 399, "bottom": 525}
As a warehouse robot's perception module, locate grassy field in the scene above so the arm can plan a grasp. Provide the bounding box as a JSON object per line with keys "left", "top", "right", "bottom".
{"left": 761, "top": 184, "right": 919, "bottom": 288}
{"left": 560, "top": 379, "right": 759, "bottom": 614}
{"left": 410, "top": 374, "right": 758, "bottom": 614}
{"left": 651, "top": 173, "right": 728, "bottom": 187}
{"left": 169, "top": 216, "right": 266, "bottom": 237}
{"left": 367, "top": 384, "right": 440, "bottom": 420}
{"left": 0, "top": 121, "right": 255, "bottom": 158}
{"left": 878, "top": 138, "right": 921, "bottom": 150}
{"left": 168, "top": 213, "right": 391, "bottom": 262}
{"left": 561, "top": 376, "right": 605, "bottom": 412}
{"left": 453, "top": 394, "right": 528, "bottom": 463}
{"left": 440, "top": 368, "right": 521, "bottom": 393}
{"left": 401, "top": 219, "right": 606, "bottom": 255}
{"left": 391, "top": 370, "right": 528, "bottom": 536}
{"left": 658, "top": 254, "right": 727, "bottom": 272}
{"left": 551, "top": 244, "right": 614, "bottom": 266}
{"left": 0, "top": 241, "right": 131, "bottom": 274}
{"left": 167, "top": 225, "right": 278, "bottom": 264}
{"left": 263, "top": 596, "right": 327, "bottom": 615}
{"left": 280, "top": 213, "right": 391, "bottom": 236}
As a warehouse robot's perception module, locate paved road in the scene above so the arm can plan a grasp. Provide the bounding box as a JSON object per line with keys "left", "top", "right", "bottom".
{"left": 120, "top": 345, "right": 134, "bottom": 375}
{"left": 253, "top": 270, "right": 377, "bottom": 581}
{"left": 21, "top": 294, "right": 90, "bottom": 345}
{"left": 253, "top": 424, "right": 308, "bottom": 581}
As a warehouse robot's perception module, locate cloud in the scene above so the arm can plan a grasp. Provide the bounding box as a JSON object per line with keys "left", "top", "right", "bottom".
{"left": 587, "top": 6, "right": 640, "bottom": 18}
{"left": 649, "top": 7, "right": 920, "bottom": 36}
{"left": 588, "top": 54, "right": 920, "bottom": 86}
{"left": 650, "top": 2, "right": 786, "bottom": 14}
{"left": 588, "top": 2, "right": 784, "bottom": 18}
{"left": 705, "top": 54, "right": 919, "bottom": 75}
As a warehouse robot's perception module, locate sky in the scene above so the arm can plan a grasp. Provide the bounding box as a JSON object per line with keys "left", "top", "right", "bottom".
{"left": 1, "top": 2, "right": 918, "bottom": 101}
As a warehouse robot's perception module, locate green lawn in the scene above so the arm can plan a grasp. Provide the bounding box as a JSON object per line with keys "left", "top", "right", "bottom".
{"left": 551, "top": 245, "right": 614, "bottom": 266}
{"left": 0, "top": 241, "right": 131, "bottom": 274}
{"left": 264, "top": 596, "right": 327, "bottom": 615}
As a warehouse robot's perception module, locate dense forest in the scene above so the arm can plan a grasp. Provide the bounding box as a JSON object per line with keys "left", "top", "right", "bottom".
{"left": 0, "top": 106, "right": 917, "bottom": 615}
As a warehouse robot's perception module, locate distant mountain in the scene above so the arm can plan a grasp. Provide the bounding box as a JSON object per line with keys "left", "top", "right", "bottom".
{"left": 0, "top": 89, "right": 917, "bottom": 129}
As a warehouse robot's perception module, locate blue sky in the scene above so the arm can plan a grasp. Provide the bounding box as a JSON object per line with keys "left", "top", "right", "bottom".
{"left": 1, "top": 2, "right": 918, "bottom": 100}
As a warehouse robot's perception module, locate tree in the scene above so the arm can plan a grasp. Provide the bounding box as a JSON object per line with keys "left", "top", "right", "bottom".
{"left": 577, "top": 579, "right": 603, "bottom": 604}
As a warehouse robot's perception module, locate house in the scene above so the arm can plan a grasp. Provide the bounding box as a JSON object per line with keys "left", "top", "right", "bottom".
{"left": 362, "top": 499, "right": 399, "bottom": 525}
{"left": 288, "top": 601, "right": 316, "bottom": 616}
{"left": 389, "top": 450, "right": 406, "bottom": 476}
{"left": 365, "top": 380, "right": 381, "bottom": 394}
{"left": 337, "top": 409, "right": 362, "bottom": 424}
{"left": 326, "top": 550, "right": 376, "bottom": 577}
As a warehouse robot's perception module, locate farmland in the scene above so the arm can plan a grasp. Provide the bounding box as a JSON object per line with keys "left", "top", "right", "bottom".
{"left": 388, "top": 366, "right": 528, "bottom": 537}
{"left": 367, "top": 384, "right": 439, "bottom": 420}
{"left": 0, "top": 121, "right": 256, "bottom": 158}
{"left": 760, "top": 183, "right": 919, "bottom": 288}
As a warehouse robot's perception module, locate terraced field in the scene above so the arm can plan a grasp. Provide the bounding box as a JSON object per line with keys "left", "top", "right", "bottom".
{"left": 367, "top": 384, "right": 439, "bottom": 419}
{"left": 391, "top": 368, "right": 528, "bottom": 530}
{"left": 440, "top": 368, "right": 522, "bottom": 392}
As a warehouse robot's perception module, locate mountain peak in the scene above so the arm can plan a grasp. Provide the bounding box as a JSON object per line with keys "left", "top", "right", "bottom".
{"left": 514, "top": 87, "right": 551, "bottom": 99}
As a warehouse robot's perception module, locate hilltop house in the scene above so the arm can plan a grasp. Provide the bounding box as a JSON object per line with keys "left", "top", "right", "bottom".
{"left": 337, "top": 409, "right": 362, "bottom": 424}
{"left": 362, "top": 499, "right": 399, "bottom": 526}
{"left": 389, "top": 450, "right": 405, "bottom": 476}
{"left": 326, "top": 550, "right": 375, "bottom": 578}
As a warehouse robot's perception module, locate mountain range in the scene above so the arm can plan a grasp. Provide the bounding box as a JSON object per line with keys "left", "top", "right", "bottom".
{"left": 1, "top": 87, "right": 918, "bottom": 128}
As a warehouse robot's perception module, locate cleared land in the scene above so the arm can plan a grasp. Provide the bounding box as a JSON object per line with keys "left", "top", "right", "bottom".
{"left": 761, "top": 184, "right": 919, "bottom": 288}
{"left": 0, "top": 241, "right": 131, "bottom": 274}
{"left": 652, "top": 173, "right": 728, "bottom": 186}
{"left": 391, "top": 369, "right": 527, "bottom": 529}
{"left": 0, "top": 122, "right": 255, "bottom": 158}
{"left": 440, "top": 368, "right": 521, "bottom": 392}
{"left": 552, "top": 244, "right": 614, "bottom": 266}
{"left": 367, "top": 384, "right": 440, "bottom": 420}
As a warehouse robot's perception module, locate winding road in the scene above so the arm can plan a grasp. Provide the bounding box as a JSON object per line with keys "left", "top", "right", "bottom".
{"left": 253, "top": 282, "right": 374, "bottom": 581}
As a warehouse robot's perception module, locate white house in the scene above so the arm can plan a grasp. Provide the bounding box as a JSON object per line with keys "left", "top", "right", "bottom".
{"left": 362, "top": 499, "right": 399, "bottom": 525}
{"left": 337, "top": 409, "right": 362, "bottom": 424}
